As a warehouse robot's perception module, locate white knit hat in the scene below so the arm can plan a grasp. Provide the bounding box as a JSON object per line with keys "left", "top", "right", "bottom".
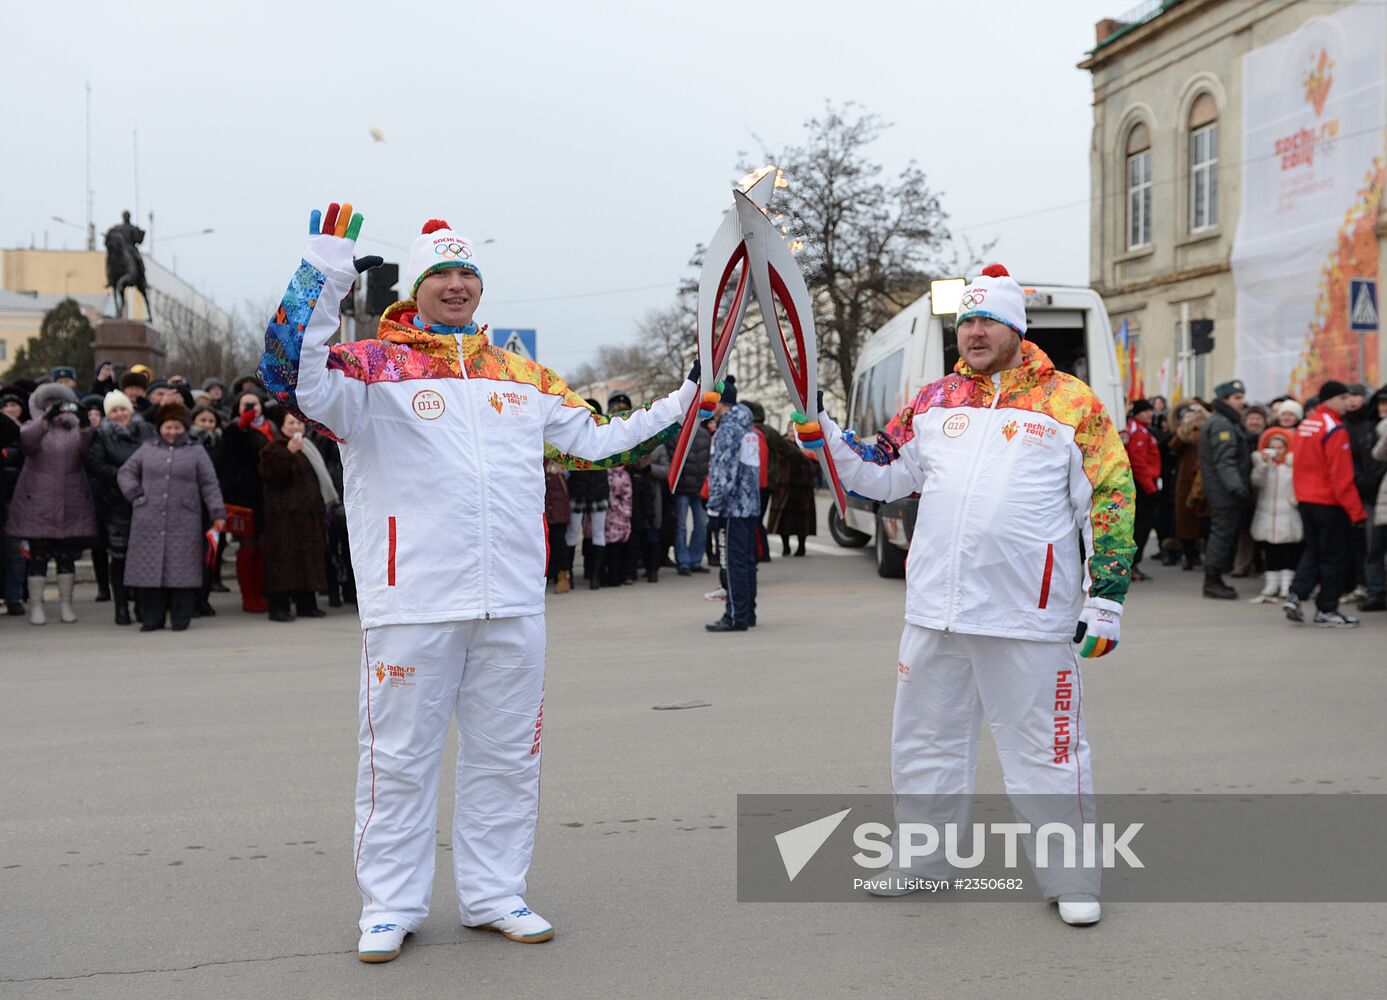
{"left": 103, "top": 389, "right": 134, "bottom": 415}
{"left": 403, "top": 219, "right": 482, "bottom": 300}
{"left": 956, "top": 263, "right": 1027, "bottom": 337}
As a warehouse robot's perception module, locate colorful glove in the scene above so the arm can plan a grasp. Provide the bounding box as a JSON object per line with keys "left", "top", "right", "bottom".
{"left": 1073, "top": 598, "right": 1122, "bottom": 658}
{"left": 308, "top": 201, "right": 364, "bottom": 241}
{"left": 791, "top": 410, "right": 824, "bottom": 451}
{"left": 699, "top": 381, "right": 723, "bottom": 421}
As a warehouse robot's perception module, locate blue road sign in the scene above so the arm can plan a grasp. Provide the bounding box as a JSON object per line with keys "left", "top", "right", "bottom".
{"left": 1349, "top": 279, "right": 1378, "bottom": 332}
{"left": 494, "top": 328, "right": 538, "bottom": 361}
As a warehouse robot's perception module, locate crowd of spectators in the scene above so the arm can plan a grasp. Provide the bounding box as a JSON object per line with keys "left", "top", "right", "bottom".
{"left": 1121, "top": 377, "right": 1387, "bottom": 628}
{"left": 1, "top": 364, "right": 821, "bottom": 634}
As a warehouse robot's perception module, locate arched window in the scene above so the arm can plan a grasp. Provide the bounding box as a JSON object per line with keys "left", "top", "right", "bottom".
{"left": 1188, "top": 93, "right": 1219, "bottom": 231}
{"left": 1126, "top": 123, "right": 1152, "bottom": 249}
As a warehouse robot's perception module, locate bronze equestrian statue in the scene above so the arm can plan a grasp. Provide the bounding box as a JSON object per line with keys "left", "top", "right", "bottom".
{"left": 104, "top": 211, "right": 152, "bottom": 320}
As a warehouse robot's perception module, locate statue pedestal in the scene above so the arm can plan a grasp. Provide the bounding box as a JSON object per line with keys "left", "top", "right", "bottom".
{"left": 94, "top": 318, "right": 166, "bottom": 373}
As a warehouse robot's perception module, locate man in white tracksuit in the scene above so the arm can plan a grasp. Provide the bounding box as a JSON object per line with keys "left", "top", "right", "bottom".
{"left": 798, "top": 265, "right": 1134, "bottom": 925}
{"left": 259, "top": 202, "right": 705, "bottom": 961}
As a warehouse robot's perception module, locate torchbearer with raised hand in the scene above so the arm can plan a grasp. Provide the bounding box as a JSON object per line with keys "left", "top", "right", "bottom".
{"left": 795, "top": 265, "right": 1135, "bottom": 926}
{"left": 259, "top": 201, "right": 702, "bottom": 963}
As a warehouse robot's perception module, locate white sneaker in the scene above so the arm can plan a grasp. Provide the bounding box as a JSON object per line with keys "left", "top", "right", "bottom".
{"left": 703, "top": 588, "right": 727, "bottom": 601}
{"left": 471, "top": 905, "right": 554, "bottom": 943}
{"left": 1057, "top": 894, "right": 1102, "bottom": 925}
{"left": 863, "top": 869, "right": 931, "bottom": 897}
{"left": 357, "top": 922, "right": 407, "bottom": 963}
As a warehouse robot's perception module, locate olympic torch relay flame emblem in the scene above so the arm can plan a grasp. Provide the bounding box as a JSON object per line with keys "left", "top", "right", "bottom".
{"left": 666, "top": 167, "right": 849, "bottom": 514}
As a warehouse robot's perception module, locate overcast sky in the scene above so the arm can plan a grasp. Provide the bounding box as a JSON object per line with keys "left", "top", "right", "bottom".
{"left": 4, "top": 0, "right": 1120, "bottom": 372}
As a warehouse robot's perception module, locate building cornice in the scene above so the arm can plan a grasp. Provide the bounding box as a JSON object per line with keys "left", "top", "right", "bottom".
{"left": 1095, "top": 260, "right": 1230, "bottom": 299}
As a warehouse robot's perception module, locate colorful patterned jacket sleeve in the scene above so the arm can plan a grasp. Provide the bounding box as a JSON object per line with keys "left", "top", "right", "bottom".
{"left": 1067, "top": 390, "right": 1136, "bottom": 606}
{"left": 542, "top": 370, "right": 696, "bottom": 464}
{"left": 257, "top": 237, "right": 365, "bottom": 441}
{"left": 819, "top": 385, "right": 933, "bottom": 502}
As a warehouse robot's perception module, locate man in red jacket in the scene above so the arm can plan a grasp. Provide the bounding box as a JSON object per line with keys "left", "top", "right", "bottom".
{"left": 1124, "top": 399, "right": 1161, "bottom": 581}
{"left": 1285, "top": 380, "right": 1368, "bottom": 627}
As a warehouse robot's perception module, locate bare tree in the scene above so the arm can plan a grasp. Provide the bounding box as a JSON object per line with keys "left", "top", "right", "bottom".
{"left": 568, "top": 302, "right": 696, "bottom": 403}
{"left": 158, "top": 294, "right": 270, "bottom": 385}
{"left": 742, "top": 101, "right": 960, "bottom": 402}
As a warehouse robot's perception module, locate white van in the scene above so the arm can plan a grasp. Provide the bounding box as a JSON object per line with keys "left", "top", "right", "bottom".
{"left": 831, "top": 280, "right": 1126, "bottom": 577}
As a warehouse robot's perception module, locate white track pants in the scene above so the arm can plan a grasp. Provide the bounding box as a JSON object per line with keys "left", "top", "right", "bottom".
{"left": 354, "top": 616, "right": 546, "bottom": 931}
{"left": 891, "top": 624, "right": 1098, "bottom": 898}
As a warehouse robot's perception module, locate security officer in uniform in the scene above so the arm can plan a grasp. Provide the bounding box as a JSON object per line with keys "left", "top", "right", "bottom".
{"left": 1200, "top": 379, "right": 1253, "bottom": 599}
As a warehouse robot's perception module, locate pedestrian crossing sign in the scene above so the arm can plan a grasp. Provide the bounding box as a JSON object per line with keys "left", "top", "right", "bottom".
{"left": 1349, "top": 279, "right": 1378, "bottom": 331}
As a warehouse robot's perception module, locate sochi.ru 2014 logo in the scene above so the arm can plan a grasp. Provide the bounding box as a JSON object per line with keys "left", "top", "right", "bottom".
{"left": 1001, "top": 420, "right": 1019, "bottom": 442}
{"left": 375, "top": 662, "right": 417, "bottom": 688}
{"left": 942, "top": 413, "right": 970, "bottom": 438}
{"left": 488, "top": 391, "right": 504, "bottom": 414}
{"left": 960, "top": 288, "right": 987, "bottom": 309}
{"left": 411, "top": 389, "right": 445, "bottom": 420}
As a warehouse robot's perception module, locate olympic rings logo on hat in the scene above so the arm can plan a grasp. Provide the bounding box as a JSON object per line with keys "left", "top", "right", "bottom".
{"left": 960, "top": 289, "right": 987, "bottom": 309}
{"left": 434, "top": 241, "right": 473, "bottom": 259}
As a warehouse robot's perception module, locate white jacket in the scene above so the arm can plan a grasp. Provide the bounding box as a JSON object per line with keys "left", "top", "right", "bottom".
{"left": 822, "top": 343, "right": 1135, "bottom": 642}
{"left": 260, "top": 235, "right": 695, "bottom": 628}
{"left": 1250, "top": 453, "right": 1302, "bottom": 544}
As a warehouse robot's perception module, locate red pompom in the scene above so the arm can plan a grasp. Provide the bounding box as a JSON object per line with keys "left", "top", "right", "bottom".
{"left": 421, "top": 219, "right": 451, "bottom": 234}
{"left": 980, "top": 263, "right": 1009, "bottom": 278}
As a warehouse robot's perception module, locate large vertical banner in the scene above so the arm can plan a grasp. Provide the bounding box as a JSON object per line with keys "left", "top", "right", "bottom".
{"left": 1231, "top": 1, "right": 1385, "bottom": 400}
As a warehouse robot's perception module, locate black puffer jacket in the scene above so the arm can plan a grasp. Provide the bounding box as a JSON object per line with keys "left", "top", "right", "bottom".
{"left": 1199, "top": 399, "right": 1252, "bottom": 507}
{"left": 673, "top": 423, "right": 712, "bottom": 496}
{"left": 85, "top": 417, "right": 155, "bottom": 551}
{"left": 1347, "top": 385, "right": 1387, "bottom": 504}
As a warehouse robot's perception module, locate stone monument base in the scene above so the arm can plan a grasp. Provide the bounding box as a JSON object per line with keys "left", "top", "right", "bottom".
{"left": 94, "top": 318, "right": 166, "bottom": 373}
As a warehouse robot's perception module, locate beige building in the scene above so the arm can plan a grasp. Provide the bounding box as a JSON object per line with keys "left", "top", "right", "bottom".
{"left": 1080, "top": 0, "right": 1386, "bottom": 402}
{"left": 1, "top": 248, "right": 230, "bottom": 372}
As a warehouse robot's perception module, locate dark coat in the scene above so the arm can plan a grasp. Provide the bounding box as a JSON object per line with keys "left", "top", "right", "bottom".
{"left": 1199, "top": 400, "right": 1252, "bottom": 508}
{"left": 85, "top": 417, "right": 156, "bottom": 552}
{"left": 0, "top": 412, "right": 20, "bottom": 526}
{"left": 258, "top": 439, "right": 327, "bottom": 594}
{"left": 222, "top": 418, "right": 274, "bottom": 532}
{"left": 1169, "top": 416, "right": 1208, "bottom": 541}
{"left": 673, "top": 424, "right": 711, "bottom": 496}
{"left": 763, "top": 422, "right": 817, "bottom": 537}
{"left": 8, "top": 414, "right": 97, "bottom": 541}
{"left": 119, "top": 435, "right": 226, "bottom": 588}
{"left": 1347, "top": 386, "right": 1387, "bottom": 504}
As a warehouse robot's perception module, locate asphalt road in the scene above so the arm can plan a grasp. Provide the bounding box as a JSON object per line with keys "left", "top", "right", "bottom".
{"left": 3, "top": 528, "right": 1384, "bottom": 999}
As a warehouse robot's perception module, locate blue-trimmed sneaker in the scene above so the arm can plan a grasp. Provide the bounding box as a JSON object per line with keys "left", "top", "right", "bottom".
{"left": 470, "top": 906, "right": 555, "bottom": 943}
{"left": 357, "top": 923, "right": 407, "bottom": 963}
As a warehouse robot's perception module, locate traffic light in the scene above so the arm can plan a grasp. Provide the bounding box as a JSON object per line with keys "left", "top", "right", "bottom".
{"left": 1190, "top": 318, "right": 1214, "bottom": 355}
{"left": 365, "top": 262, "right": 400, "bottom": 315}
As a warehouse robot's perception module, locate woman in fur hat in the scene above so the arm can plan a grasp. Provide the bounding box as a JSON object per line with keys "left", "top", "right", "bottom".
{"left": 119, "top": 402, "right": 226, "bottom": 631}
{"left": 8, "top": 383, "right": 97, "bottom": 624}
{"left": 256, "top": 408, "right": 328, "bottom": 622}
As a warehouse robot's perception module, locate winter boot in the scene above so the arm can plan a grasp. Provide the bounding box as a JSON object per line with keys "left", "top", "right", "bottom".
{"left": 588, "top": 546, "right": 604, "bottom": 590}
{"left": 111, "top": 556, "right": 131, "bottom": 626}
{"left": 93, "top": 546, "right": 111, "bottom": 602}
{"left": 1203, "top": 570, "right": 1237, "bottom": 600}
{"left": 1251, "top": 571, "right": 1279, "bottom": 604}
{"left": 1278, "top": 569, "right": 1294, "bottom": 598}
{"left": 555, "top": 570, "right": 571, "bottom": 594}
{"left": 57, "top": 573, "right": 78, "bottom": 623}
{"left": 27, "top": 576, "right": 47, "bottom": 625}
